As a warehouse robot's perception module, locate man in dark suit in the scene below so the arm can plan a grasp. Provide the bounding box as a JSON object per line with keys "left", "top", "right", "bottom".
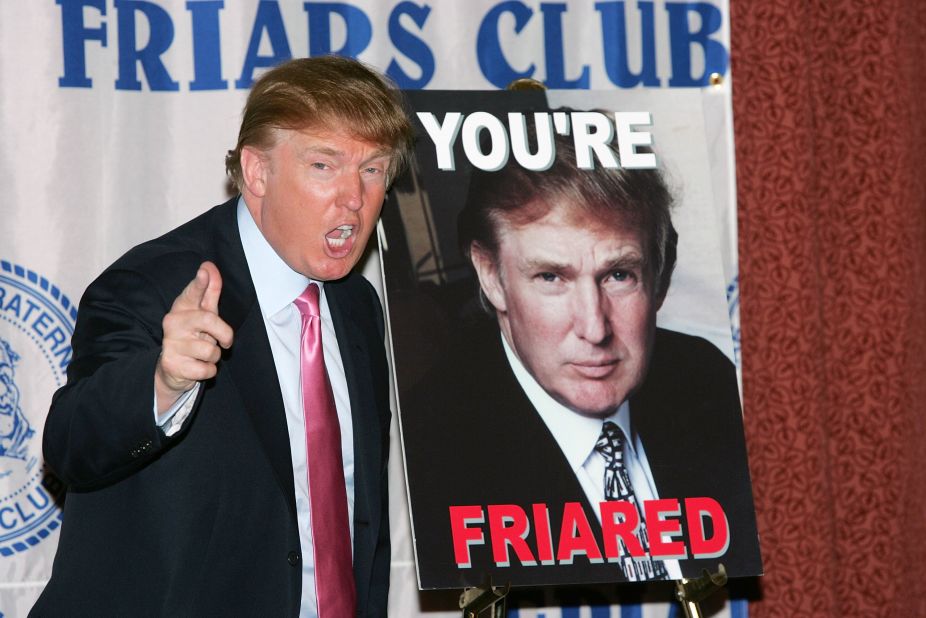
{"left": 400, "top": 112, "right": 761, "bottom": 589}
{"left": 33, "top": 56, "right": 413, "bottom": 616}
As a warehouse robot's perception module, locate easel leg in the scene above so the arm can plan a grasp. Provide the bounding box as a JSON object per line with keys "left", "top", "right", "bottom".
{"left": 459, "top": 576, "right": 510, "bottom": 618}
{"left": 675, "top": 564, "right": 728, "bottom": 618}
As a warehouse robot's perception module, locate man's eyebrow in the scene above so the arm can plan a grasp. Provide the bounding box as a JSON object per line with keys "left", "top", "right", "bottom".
{"left": 603, "top": 253, "right": 645, "bottom": 271}
{"left": 299, "top": 144, "right": 342, "bottom": 159}
{"left": 363, "top": 147, "right": 393, "bottom": 164}
{"left": 518, "top": 257, "right": 575, "bottom": 276}
{"left": 299, "top": 145, "right": 391, "bottom": 162}
{"left": 518, "top": 252, "right": 645, "bottom": 274}
{"left": 368, "top": 146, "right": 392, "bottom": 158}
{"left": 520, "top": 257, "right": 572, "bottom": 273}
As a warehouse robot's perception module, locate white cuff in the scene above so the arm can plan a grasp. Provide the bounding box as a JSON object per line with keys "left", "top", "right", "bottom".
{"left": 154, "top": 383, "right": 201, "bottom": 437}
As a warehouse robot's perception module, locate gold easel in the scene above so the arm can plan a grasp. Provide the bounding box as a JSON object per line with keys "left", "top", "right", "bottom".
{"left": 458, "top": 564, "right": 726, "bottom": 618}
{"left": 675, "top": 564, "right": 728, "bottom": 618}
{"left": 459, "top": 576, "right": 510, "bottom": 618}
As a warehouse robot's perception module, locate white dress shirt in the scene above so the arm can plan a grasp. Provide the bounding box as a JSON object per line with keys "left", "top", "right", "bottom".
{"left": 238, "top": 197, "right": 355, "bottom": 617}
{"left": 500, "top": 335, "right": 681, "bottom": 578}
{"left": 156, "top": 197, "right": 355, "bottom": 617}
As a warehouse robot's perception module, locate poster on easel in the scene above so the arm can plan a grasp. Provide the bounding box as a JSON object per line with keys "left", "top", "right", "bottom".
{"left": 380, "top": 89, "right": 762, "bottom": 590}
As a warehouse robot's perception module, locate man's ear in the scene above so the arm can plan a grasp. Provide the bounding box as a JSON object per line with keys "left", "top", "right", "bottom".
{"left": 240, "top": 146, "right": 268, "bottom": 198}
{"left": 469, "top": 244, "right": 507, "bottom": 313}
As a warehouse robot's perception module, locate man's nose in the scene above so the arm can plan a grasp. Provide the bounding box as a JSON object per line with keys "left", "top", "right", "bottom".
{"left": 572, "top": 280, "right": 611, "bottom": 344}
{"left": 337, "top": 171, "right": 363, "bottom": 211}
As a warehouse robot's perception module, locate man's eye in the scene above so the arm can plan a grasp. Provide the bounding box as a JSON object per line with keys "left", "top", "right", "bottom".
{"left": 311, "top": 162, "right": 329, "bottom": 170}
{"left": 363, "top": 166, "right": 382, "bottom": 174}
{"left": 538, "top": 272, "right": 558, "bottom": 282}
{"left": 608, "top": 270, "right": 638, "bottom": 284}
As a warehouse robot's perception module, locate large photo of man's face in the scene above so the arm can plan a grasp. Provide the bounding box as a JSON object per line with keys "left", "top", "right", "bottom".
{"left": 471, "top": 202, "right": 660, "bottom": 417}
{"left": 380, "top": 90, "right": 760, "bottom": 590}
{"left": 462, "top": 125, "right": 674, "bottom": 420}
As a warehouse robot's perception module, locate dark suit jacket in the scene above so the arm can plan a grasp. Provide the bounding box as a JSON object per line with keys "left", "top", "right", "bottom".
{"left": 32, "top": 198, "right": 391, "bottom": 616}
{"left": 401, "top": 322, "right": 761, "bottom": 589}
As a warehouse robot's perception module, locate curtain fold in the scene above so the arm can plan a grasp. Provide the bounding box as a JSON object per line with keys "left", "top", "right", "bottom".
{"left": 730, "top": 1, "right": 926, "bottom": 615}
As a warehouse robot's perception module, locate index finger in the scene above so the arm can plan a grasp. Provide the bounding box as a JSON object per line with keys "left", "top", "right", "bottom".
{"left": 172, "top": 265, "right": 209, "bottom": 311}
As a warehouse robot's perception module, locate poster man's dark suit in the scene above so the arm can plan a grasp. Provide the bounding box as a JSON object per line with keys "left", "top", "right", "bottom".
{"left": 32, "top": 198, "right": 391, "bottom": 616}
{"left": 402, "top": 322, "right": 761, "bottom": 589}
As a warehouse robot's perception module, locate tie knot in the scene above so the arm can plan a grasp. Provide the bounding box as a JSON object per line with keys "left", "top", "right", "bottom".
{"left": 595, "top": 420, "right": 626, "bottom": 464}
{"left": 294, "top": 283, "right": 321, "bottom": 319}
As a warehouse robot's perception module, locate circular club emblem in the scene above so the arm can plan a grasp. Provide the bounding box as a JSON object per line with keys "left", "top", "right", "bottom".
{"left": 0, "top": 261, "right": 72, "bottom": 556}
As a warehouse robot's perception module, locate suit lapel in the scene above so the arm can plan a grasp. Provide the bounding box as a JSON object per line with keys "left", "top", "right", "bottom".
{"left": 211, "top": 200, "right": 297, "bottom": 515}
{"left": 475, "top": 336, "right": 617, "bottom": 581}
{"left": 631, "top": 332, "right": 694, "bottom": 503}
{"left": 478, "top": 333, "right": 607, "bottom": 539}
{"left": 325, "top": 281, "right": 381, "bottom": 572}
{"left": 209, "top": 200, "right": 384, "bottom": 566}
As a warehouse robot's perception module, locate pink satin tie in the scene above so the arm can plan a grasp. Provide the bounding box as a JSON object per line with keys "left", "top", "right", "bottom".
{"left": 294, "top": 283, "right": 356, "bottom": 617}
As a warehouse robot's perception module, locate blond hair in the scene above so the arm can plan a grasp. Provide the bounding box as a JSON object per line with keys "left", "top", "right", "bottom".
{"left": 225, "top": 55, "right": 414, "bottom": 189}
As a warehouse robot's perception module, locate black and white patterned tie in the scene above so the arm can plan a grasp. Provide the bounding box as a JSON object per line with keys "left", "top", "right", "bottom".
{"left": 595, "top": 421, "right": 669, "bottom": 581}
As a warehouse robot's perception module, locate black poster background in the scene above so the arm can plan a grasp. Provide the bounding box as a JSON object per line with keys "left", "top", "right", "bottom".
{"left": 380, "top": 90, "right": 762, "bottom": 590}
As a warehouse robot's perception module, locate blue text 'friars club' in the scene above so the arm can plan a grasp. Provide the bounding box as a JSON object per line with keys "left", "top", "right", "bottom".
{"left": 56, "top": 0, "right": 730, "bottom": 91}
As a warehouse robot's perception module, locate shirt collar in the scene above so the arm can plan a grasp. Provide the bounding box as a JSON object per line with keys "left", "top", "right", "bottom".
{"left": 501, "top": 332, "right": 633, "bottom": 472}
{"left": 237, "top": 196, "right": 317, "bottom": 317}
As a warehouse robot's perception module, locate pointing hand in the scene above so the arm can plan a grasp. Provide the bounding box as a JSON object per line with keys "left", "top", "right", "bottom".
{"left": 155, "top": 261, "right": 234, "bottom": 413}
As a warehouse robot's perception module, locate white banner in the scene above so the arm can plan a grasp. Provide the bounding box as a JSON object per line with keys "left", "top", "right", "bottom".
{"left": 0, "top": 1, "right": 741, "bottom": 615}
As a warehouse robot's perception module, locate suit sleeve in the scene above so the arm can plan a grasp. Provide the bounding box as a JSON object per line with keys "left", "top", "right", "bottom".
{"left": 44, "top": 267, "right": 192, "bottom": 490}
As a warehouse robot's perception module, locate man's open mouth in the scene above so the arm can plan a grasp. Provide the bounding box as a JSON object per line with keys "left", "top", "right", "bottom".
{"left": 326, "top": 225, "right": 354, "bottom": 248}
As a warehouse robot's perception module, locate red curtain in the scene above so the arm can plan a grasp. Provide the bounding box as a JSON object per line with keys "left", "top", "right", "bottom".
{"left": 730, "top": 1, "right": 926, "bottom": 615}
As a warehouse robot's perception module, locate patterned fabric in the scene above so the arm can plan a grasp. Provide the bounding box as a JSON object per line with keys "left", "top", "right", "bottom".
{"left": 294, "top": 284, "right": 356, "bottom": 617}
{"left": 730, "top": 1, "right": 926, "bottom": 615}
{"left": 595, "top": 421, "right": 669, "bottom": 582}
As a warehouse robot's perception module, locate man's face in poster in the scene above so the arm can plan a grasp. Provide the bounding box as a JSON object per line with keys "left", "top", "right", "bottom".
{"left": 471, "top": 201, "right": 661, "bottom": 418}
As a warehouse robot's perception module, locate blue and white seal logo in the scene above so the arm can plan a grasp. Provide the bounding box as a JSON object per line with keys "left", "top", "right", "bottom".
{"left": 0, "top": 261, "right": 72, "bottom": 556}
